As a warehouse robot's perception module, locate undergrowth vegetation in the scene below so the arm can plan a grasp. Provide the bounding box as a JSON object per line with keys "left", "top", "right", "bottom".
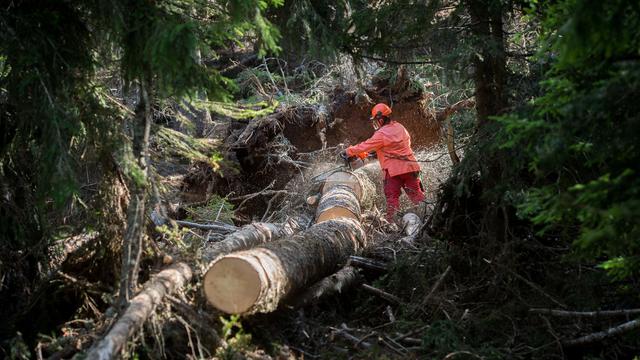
{"left": 1, "top": 0, "right": 639, "bottom": 358}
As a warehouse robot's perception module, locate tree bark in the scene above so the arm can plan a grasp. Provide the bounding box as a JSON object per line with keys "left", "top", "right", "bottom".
{"left": 203, "top": 166, "right": 378, "bottom": 314}
{"left": 467, "top": 0, "right": 507, "bottom": 127}
{"left": 530, "top": 308, "right": 640, "bottom": 318}
{"left": 293, "top": 266, "right": 362, "bottom": 306}
{"left": 86, "top": 263, "right": 192, "bottom": 360}
{"left": 118, "top": 80, "right": 152, "bottom": 307}
{"left": 563, "top": 318, "right": 640, "bottom": 347}
{"left": 202, "top": 214, "right": 312, "bottom": 262}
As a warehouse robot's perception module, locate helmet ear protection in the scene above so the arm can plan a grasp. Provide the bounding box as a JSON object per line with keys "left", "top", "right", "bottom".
{"left": 371, "top": 111, "right": 386, "bottom": 130}
{"left": 369, "top": 103, "right": 392, "bottom": 130}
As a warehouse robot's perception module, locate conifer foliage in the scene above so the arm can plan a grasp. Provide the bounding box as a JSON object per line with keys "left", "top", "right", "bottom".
{"left": 0, "top": 0, "right": 282, "bottom": 340}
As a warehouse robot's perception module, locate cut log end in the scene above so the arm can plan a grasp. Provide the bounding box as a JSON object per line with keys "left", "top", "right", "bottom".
{"left": 203, "top": 257, "right": 261, "bottom": 314}
{"left": 316, "top": 207, "right": 359, "bottom": 223}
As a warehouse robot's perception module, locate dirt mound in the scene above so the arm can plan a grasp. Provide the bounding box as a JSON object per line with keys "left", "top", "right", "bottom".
{"left": 327, "top": 89, "right": 441, "bottom": 149}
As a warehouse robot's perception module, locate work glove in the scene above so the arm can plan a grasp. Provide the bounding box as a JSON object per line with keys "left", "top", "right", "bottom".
{"left": 355, "top": 151, "right": 368, "bottom": 160}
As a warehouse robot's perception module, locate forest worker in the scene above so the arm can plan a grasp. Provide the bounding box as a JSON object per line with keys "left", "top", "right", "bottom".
{"left": 342, "top": 103, "right": 425, "bottom": 222}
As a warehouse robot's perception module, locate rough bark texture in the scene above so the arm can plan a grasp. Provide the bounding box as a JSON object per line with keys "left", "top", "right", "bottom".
{"left": 467, "top": 0, "right": 507, "bottom": 127}
{"left": 293, "top": 266, "right": 362, "bottom": 306}
{"left": 203, "top": 165, "right": 378, "bottom": 314}
{"left": 118, "top": 81, "right": 152, "bottom": 307}
{"left": 86, "top": 263, "right": 192, "bottom": 360}
{"left": 202, "top": 215, "right": 312, "bottom": 262}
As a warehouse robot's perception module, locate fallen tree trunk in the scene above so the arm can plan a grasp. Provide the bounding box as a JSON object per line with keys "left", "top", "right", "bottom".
{"left": 85, "top": 262, "right": 192, "bottom": 360}
{"left": 202, "top": 215, "right": 311, "bottom": 262}
{"left": 203, "top": 166, "right": 378, "bottom": 314}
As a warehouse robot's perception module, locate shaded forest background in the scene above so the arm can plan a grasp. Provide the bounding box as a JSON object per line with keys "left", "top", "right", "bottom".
{"left": 1, "top": 0, "right": 639, "bottom": 358}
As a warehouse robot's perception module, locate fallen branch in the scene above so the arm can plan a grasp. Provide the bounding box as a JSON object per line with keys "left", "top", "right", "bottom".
{"left": 487, "top": 259, "right": 567, "bottom": 309}
{"left": 348, "top": 256, "right": 388, "bottom": 272}
{"left": 335, "top": 323, "right": 373, "bottom": 349}
{"left": 294, "top": 266, "right": 362, "bottom": 306}
{"left": 563, "top": 318, "right": 640, "bottom": 347}
{"left": 150, "top": 210, "right": 239, "bottom": 233}
{"left": 530, "top": 308, "right": 640, "bottom": 318}
{"left": 392, "top": 325, "right": 430, "bottom": 343}
{"left": 361, "top": 284, "right": 402, "bottom": 305}
{"left": 174, "top": 220, "right": 238, "bottom": 233}
{"left": 85, "top": 263, "right": 193, "bottom": 360}
{"left": 421, "top": 265, "right": 452, "bottom": 306}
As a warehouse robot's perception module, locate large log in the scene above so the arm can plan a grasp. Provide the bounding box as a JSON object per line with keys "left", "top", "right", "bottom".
{"left": 85, "top": 263, "right": 192, "bottom": 360}
{"left": 203, "top": 165, "right": 379, "bottom": 314}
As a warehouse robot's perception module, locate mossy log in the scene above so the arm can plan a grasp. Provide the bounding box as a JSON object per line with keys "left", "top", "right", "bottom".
{"left": 203, "top": 166, "right": 378, "bottom": 314}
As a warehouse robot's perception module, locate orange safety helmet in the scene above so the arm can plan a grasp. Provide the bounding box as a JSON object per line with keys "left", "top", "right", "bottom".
{"left": 370, "top": 103, "right": 392, "bottom": 130}
{"left": 370, "top": 103, "right": 392, "bottom": 120}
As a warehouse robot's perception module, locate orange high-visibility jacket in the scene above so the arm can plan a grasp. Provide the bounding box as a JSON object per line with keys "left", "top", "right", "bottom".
{"left": 346, "top": 121, "right": 421, "bottom": 177}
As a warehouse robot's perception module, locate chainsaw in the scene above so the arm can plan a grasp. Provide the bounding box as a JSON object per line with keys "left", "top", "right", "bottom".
{"left": 339, "top": 151, "right": 375, "bottom": 170}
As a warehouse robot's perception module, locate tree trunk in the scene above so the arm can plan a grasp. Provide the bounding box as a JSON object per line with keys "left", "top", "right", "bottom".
{"left": 203, "top": 165, "right": 378, "bottom": 314}
{"left": 86, "top": 263, "right": 192, "bottom": 360}
{"left": 467, "top": 0, "right": 507, "bottom": 127}
{"left": 202, "top": 214, "right": 312, "bottom": 262}
{"left": 118, "top": 80, "right": 152, "bottom": 307}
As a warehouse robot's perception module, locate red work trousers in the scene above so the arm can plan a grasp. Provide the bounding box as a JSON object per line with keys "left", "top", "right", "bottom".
{"left": 383, "top": 170, "right": 425, "bottom": 220}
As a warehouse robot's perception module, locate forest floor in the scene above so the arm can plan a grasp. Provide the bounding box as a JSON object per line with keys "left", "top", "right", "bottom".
{"left": 137, "top": 88, "right": 465, "bottom": 359}
{"left": 11, "top": 70, "right": 637, "bottom": 360}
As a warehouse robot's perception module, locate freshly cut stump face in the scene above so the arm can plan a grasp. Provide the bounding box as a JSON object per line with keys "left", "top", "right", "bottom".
{"left": 204, "top": 257, "right": 261, "bottom": 314}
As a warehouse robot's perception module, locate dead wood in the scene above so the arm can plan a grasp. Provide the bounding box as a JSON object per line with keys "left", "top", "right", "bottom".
{"left": 348, "top": 255, "right": 388, "bottom": 272}
{"left": 421, "top": 265, "right": 452, "bottom": 306}
{"left": 563, "top": 318, "right": 640, "bottom": 347}
{"left": 202, "top": 215, "right": 311, "bottom": 262}
{"left": 530, "top": 308, "right": 640, "bottom": 318}
{"left": 174, "top": 219, "right": 239, "bottom": 233}
{"left": 85, "top": 262, "right": 193, "bottom": 360}
{"left": 361, "top": 284, "right": 402, "bottom": 305}
{"left": 436, "top": 98, "right": 475, "bottom": 165}
{"left": 294, "top": 266, "right": 362, "bottom": 306}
